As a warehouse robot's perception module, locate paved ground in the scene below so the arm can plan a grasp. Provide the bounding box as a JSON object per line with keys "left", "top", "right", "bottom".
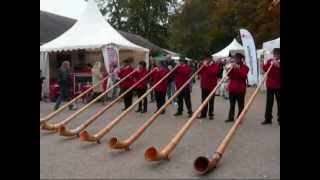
{"left": 40, "top": 82, "right": 280, "bottom": 179}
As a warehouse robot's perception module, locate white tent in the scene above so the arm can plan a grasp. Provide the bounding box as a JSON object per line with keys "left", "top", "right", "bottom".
{"left": 263, "top": 37, "right": 280, "bottom": 52}
{"left": 211, "top": 38, "right": 244, "bottom": 58}
{"left": 40, "top": 0, "right": 149, "bottom": 97}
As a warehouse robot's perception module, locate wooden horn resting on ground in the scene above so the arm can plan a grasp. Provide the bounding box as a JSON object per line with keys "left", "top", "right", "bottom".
{"left": 108, "top": 65, "right": 205, "bottom": 151}
{"left": 79, "top": 65, "right": 179, "bottom": 144}
{"left": 41, "top": 70, "right": 137, "bottom": 132}
{"left": 40, "top": 75, "right": 109, "bottom": 126}
{"left": 59, "top": 69, "right": 156, "bottom": 137}
{"left": 193, "top": 64, "right": 274, "bottom": 175}
{"left": 144, "top": 68, "right": 233, "bottom": 161}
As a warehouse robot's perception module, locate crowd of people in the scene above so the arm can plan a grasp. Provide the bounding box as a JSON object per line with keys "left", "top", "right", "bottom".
{"left": 44, "top": 48, "right": 280, "bottom": 125}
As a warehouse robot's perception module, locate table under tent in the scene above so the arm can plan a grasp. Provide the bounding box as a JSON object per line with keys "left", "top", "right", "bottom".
{"left": 40, "top": 0, "right": 149, "bottom": 101}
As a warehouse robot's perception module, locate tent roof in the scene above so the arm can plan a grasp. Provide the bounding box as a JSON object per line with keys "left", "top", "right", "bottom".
{"left": 211, "top": 38, "right": 244, "bottom": 58}
{"left": 263, "top": 37, "right": 280, "bottom": 51}
{"left": 40, "top": 0, "right": 148, "bottom": 53}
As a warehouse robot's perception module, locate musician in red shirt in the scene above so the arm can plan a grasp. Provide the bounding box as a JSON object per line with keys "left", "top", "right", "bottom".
{"left": 173, "top": 57, "right": 193, "bottom": 117}
{"left": 151, "top": 60, "right": 169, "bottom": 114}
{"left": 261, "top": 48, "right": 280, "bottom": 125}
{"left": 134, "top": 61, "right": 149, "bottom": 113}
{"left": 197, "top": 57, "right": 220, "bottom": 120}
{"left": 118, "top": 58, "right": 135, "bottom": 110}
{"left": 225, "top": 53, "right": 249, "bottom": 123}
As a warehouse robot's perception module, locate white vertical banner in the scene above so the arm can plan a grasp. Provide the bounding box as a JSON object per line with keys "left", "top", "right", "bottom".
{"left": 240, "top": 29, "right": 258, "bottom": 85}
{"left": 40, "top": 52, "right": 50, "bottom": 98}
{"left": 101, "top": 45, "right": 120, "bottom": 96}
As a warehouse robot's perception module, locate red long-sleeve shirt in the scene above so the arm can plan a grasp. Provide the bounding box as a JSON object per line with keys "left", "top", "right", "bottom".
{"left": 263, "top": 58, "right": 280, "bottom": 89}
{"left": 174, "top": 64, "right": 192, "bottom": 89}
{"left": 118, "top": 65, "right": 135, "bottom": 89}
{"left": 151, "top": 67, "right": 169, "bottom": 93}
{"left": 198, "top": 63, "right": 220, "bottom": 91}
{"left": 228, "top": 63, "right": 249, "bottom": 94}
{"left": 134, "top": 68, "right": 149, "bottom": 90}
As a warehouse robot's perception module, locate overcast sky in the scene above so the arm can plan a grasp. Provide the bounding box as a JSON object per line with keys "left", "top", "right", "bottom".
{"left": 40, "top": 0, "right": 88, "bottom": 19}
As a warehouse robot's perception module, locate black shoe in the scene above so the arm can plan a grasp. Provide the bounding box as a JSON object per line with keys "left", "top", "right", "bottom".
{"left": 209, "top": 116, "right": 214, "bottom": 120}
{"left": 174, "top": 112, "right": 182, "bottom": 116}
{"left": 225, "top": 119, "right": 234, "bottom": 123}
{"left": 261, "top": 121, "right": 272, "bottom": 125}
{"left": 188, "top": 112, "right": 193, "bottom": 118}
{"left": 135, "top": 109, "right": 141, "bottom": 112}
{"left": 197, "top": 115, "right": 206, "bottom": 119}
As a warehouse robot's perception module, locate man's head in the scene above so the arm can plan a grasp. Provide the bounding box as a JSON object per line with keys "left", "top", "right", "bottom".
{"left": 232, "top": 53, "right": 245, "bottom": 64}
{"left": 273, "top": 48, "right": 280, "bottom": 59}
{"left": 61, "top": 61, "right": 70, "bottom": 70}
{"left": 138, "top": 61, "right": 146, "bottom": 69}
{"left": 179, "top": 56, "right": 188, "bottom": 64}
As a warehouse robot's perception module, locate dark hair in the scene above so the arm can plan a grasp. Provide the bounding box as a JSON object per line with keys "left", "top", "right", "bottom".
{"left": 139, "top": 61, "right": 146, "bottom": 68}
{"left": 273, "top": 48, "right": 280, "bottom": 55}
{"left": 234, "top": 53, "right": 245, "bottom": 59}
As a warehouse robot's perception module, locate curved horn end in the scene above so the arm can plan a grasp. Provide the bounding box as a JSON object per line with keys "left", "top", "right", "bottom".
{"left": 79, "top": 131, "right": 98, "bottom": 142}
{"left": 194, "top": 155, "right": 220, "bottom": 175}
{"left": 41, "top": 122, "right": 57, "bottom": 131}
{"left": 108, "top": 137, "right": 130, "bottom": 150}
{"left": 144, "top": 146, "right": 162, "bottom": 161}
{"left": 59, "top": 126, "right": 76, "bottom": 137}
{"left": 194, "top": 156, "right": 210, "bottom": 175}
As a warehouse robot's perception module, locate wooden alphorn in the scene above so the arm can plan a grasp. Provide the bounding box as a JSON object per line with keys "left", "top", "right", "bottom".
{"left": 59, "top": 69, "right": 156, "bottom": 137}
{"left": 40, "top": 75, "right": 109, "bottom": 125}
{"left": 193, "top": 64, "right": 274, "bottom": 175}
{"left": 108, "top": 65, "right": 205, "bottom": 150}
{"left": 144, "top": 68, "right": 233, "bottom": 161}
{"left": 41, "top": 70, "right": 137, "bottom": 131}
{"left": 79, "top": 65, "right": 179, "bottom": 144}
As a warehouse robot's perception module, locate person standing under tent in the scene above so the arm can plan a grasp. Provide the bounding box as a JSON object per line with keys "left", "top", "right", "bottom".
{"left": 173, "top": 57, "right": 193, "bottom": 118}
{"left": 89, "top": 61, "right": 104, "bottom": 102}
{"left": 261, "top": 48, "right": 280, "bottom": 125}
{"left": 225, "top": 53, "right": 249, "bottom": 123}
{"left": 134, "top": 61, "right": 149, "bottom": 113}
{"left": 40, "top": 70, "right": 45, "bottom": 101}
{"left": 118, "top": 58, "right": 135, "bottom": 110}
{"left": 221, "top": 58, "right": 231, "bottom": 100}
{"left": 197, "top": 57, "right": 220, "bottom": 120}
{"left": 165, "top": 56, "right": 176, "bottom": 104}
{"left": 151, "top": 60, "right": 169, "bottom": 114}
{"left": 54, "top": 61, "right": 76, "bottom": 111}
{"left": 148, "top": 57, "right": 156, "bottom": 103}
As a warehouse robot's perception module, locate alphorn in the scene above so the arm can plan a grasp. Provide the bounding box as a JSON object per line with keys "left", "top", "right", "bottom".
{"left": 59, "top": 69, "right": 156, "bottom": 137}
{"left": 193, "top": 64, "right": 274, "bottom": 175}
{"left": 108, "top": 64, "right": 205, "bottom": 150}
{"left": 41, "top": 70, "right": 137, "bottom": 131}
{"left": 40, "top": 75, "right": 109, "bottom": 125}
{"left": 144, "top": 68, "right": 233, "bottom": 161}
{"left": 79, "top": 65, "right": 179, "bottom": 144}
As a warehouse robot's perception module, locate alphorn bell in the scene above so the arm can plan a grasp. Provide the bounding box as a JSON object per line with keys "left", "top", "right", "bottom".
{"left": 79, "top": 65, "right": 179, "bottom": 144}
{"left": 59, "top": 68, "right": 156, "bottom": 137}
{"left": 193, "top": 63, "right": 274, "bottom": 175}
{"left": 41, "top": 70, "right": 137, "bottom": 131}
{"left": 144, "top": 68, "right": 233, "bottom": 161}
{"left": 40, "top": 75, "right": 109, "bottom": 125}
{"left": 108, "top": 64, "right": 205, "bottom": 150}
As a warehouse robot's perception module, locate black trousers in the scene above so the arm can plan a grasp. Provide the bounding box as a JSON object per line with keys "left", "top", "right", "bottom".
{"left": 136, "top": 88, "right": 147, "bottom": 111}
{"left": 155, "top": 91, "right": 166, "bottom": 111}
{"left": 201, "top": 90, "right": 215, "bottom": 117}
{"left": 265, "top": 88, "right": 280, "bottom": 122}
{"left": 227, "top": 93, "right": 245, "bottom": 121}
{"left": 121, "top": 88, "right": 133, "bottom": 109}
{"left": 177, "top": 87, "right": 192, "bottom": 114}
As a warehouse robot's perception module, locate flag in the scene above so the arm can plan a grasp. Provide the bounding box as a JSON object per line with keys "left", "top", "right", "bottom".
{"left": 240, "top": 29, "right": 259, "bottom": 85}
